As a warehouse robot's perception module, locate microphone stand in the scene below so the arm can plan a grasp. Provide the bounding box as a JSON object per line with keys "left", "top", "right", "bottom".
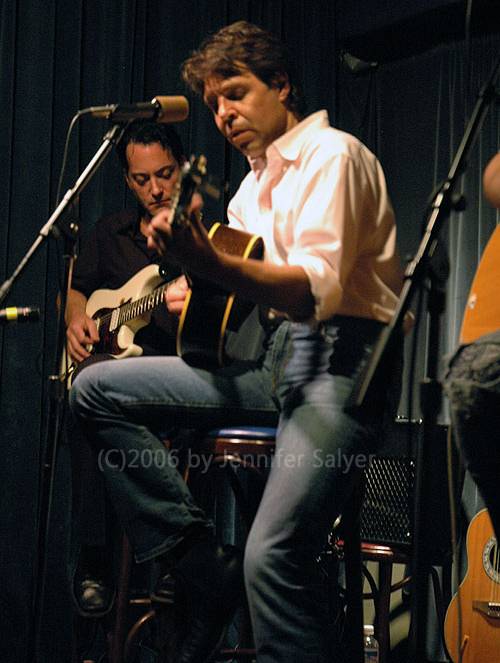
{"left": 346, "top": 57, "right": 500, "bottom": 662}
{"left": 0, "top": 122, "right": 127, "bottom": 663}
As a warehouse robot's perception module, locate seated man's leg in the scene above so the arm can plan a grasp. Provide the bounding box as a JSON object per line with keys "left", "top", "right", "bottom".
{"left": 444, "top": 331, "right": 500, "bottom": 539}
{"left": 69, "top": 352, "right": 279, "bottom": 560}
{"left": 244, "top": 317, "right": 389, "bottom": 663}
{"left": 69, "top": 351, "right": 279, "bottom": 660}
{"left": 68, "top": 412, "right": 115, "bottom": 616}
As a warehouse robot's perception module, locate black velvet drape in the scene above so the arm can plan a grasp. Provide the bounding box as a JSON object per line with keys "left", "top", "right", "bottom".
{"left": 0, "top": 1, "right": 498, "bottom": 661}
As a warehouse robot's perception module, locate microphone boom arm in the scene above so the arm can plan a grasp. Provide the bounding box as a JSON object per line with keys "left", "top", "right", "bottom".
{"left": 0, "top": 122, "right": 126, "bottom": 306}
{"left": 346, "top": 55, "right": 500, "bottom": 413}
{"left": 345, "top": 54, "right": 500, "bottom": 663}
{"left": 8, "top": 120, "right": 128, "bottom": 663}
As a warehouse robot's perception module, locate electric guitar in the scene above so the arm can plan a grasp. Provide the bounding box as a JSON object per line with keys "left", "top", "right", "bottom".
{"left": 63, "top": 156, "right": 264, "bottom": 381}
{"left": 444, "top": 509, "right": 500, "bottom": 662}
{"left": 61, "top": 264, "right": 175, "bottom": 385}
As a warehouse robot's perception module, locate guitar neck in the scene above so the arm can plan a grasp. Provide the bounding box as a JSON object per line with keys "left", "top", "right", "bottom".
{"left": 116, "top": 282, "right": 168, "bottom": 327}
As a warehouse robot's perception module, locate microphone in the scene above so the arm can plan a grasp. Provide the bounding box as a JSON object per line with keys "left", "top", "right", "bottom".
{"left": 82, "top": 96, "right": 189, "bottom": 123}
{"left": 340, "top": 51, "right": 378, "bottom": 75}
{"left": 0, "top": 306, "right": 41, "bottom": 325}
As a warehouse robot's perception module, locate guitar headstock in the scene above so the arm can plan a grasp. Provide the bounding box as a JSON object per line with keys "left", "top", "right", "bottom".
{"left": 171, "top": 155, "right": 222, "bottom": 228}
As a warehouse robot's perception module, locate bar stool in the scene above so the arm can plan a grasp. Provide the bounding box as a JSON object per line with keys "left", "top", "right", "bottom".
{"left": 114, "top": 427, "right": 276, "bottom": 663}
{"left": 333, "top": 450, "right": 454, "bottom": 663}
{"left": 184, "top": 426, "right": 276, "bottom": 661}
{"left": 347, "top": 540, "right": 452, "bottom": 663}
{"left": 331, "top": 536, "right": 411, "bottom": 663}
{"left": 103, "top": 426, "right": 366, "bottom": 663}
{"left": 185, "top": 426, "right": 365, "bottom": 663}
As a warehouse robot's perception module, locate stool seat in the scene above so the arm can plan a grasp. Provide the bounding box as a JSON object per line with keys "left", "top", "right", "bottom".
{"left": 208, "top": 426, "right": 277, "bottom": 439}
{"left": 200, "top": 428, "right": 276, "bottom": 460}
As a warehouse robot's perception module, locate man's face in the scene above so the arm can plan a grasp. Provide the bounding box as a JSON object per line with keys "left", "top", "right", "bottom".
{"left": 203, "top": 68, "right": 295, "bottom": 159}
{"left": 125, "top": 142, "right": 180, "bottom": 218}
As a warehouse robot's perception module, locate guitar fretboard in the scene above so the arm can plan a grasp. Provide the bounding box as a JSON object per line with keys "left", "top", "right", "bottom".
{"left": 101, "top": 283, "right": 168, "bottom": 333}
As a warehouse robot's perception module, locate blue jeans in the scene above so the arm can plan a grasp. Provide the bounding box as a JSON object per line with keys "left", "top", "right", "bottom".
{"left": 69, "top": 315, "right": 390, "bottom": 662}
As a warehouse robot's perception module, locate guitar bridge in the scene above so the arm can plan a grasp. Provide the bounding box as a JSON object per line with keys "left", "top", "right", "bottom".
{"left": 472, "top": 600, "right": 500, "bottom": 618}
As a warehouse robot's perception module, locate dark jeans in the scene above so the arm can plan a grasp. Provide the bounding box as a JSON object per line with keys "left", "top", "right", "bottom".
{"left": 444, "top": 329, "right": 500, "bottom": 539}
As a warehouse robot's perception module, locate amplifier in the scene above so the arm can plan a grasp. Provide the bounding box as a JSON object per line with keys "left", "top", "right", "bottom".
{"left": 360, "top": 455, "right": 415, "bottom": 547}
{"left": 359, "top": 418, "right": 455, "bottom": 558}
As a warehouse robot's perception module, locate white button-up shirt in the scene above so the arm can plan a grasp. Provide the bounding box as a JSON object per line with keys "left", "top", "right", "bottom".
{"left": 227, "top": 110, "right": 403, "bottom": 323}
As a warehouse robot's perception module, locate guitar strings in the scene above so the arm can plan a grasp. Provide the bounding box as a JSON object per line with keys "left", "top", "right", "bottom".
{"left": 95, "top": 283, "right": 168, "bottom": 330}
{"left": 488, "top": 513, "right": 499, "bottom": 606}
{"left": 494, "top": 527, "right": 499, "bottom": 604}
{"left": 117, "top": 285, "right": 167, "bottom": 326}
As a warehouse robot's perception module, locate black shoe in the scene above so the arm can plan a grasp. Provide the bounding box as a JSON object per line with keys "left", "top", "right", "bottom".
{"left": 175, "top": 544, "right": 244, "bottom": 663}
{"left": 72, "top": 547, "right": 115, "bottom": 617}
{"left": 150, "top": 524, "right": 214, "bottom": 605}
{"left": 151, "top": 574, "right": 188, "bottom": 663}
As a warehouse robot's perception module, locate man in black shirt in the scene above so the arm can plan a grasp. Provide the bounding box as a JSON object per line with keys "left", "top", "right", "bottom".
{"left": 66, "top": 120, "right": 185, "bottom": 617}
{"left": 66, "top": 121, "right": 184, "bottom": 362}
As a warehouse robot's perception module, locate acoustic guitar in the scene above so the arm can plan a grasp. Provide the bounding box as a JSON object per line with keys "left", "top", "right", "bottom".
{"left": 443, "top": 226, "right": 500, "bottom": 661}
{"left": 166, "top": 155, "right": 264, "bottom": 368}
{"left": 444, "top": 509, "right": 500, "bottom": 662}
{"left": 460, "top": 225, "right": 500, "bottom": 344}
{"left": 175, "top": 219, "right": 264, "bottom": 367}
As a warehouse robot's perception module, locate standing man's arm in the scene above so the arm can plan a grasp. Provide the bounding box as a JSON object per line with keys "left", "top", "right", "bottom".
{"left": 150, "top": 210, "right": 315, "bottom": 321}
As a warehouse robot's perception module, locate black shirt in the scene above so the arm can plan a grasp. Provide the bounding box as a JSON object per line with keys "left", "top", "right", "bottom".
{"left": 72, "top": 208, "right": 181, "bottom": 356}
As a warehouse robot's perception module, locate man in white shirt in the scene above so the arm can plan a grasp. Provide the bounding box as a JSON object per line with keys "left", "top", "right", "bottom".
{"left": 70, "top": 20, "right": 403, "bottom": 662}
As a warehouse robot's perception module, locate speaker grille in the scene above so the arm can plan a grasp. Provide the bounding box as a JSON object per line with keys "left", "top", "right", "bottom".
{"left": 360, "top": 456, "right": 415, "bottom": 547}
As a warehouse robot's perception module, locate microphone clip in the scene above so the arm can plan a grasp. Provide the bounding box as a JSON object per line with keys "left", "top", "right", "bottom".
{"left": 0, "top": 306, "right": 41, "bottom": 325}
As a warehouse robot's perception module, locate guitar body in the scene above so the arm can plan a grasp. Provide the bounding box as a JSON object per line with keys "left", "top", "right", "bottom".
{"left": 86, "top": 264, "right": 164, "bottom": 359}
{"left": 61, "top": 264, "right": 166, "bottom": 386}
{"left": 444, "top": 509, "right": 500, "bottom": 662}
{"left": 460, "top": 226, "right": 500, "bottom": 344}
{"left": 177, "top": 222, "right": 264, "bottom": 368}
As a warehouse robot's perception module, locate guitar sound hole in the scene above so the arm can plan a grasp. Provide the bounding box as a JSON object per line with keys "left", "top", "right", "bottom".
{"left": 483, "top": 537, "right": 500, "bottom": 583}
{"left": 488, "top": 545, "right": 500, "bottom": 571}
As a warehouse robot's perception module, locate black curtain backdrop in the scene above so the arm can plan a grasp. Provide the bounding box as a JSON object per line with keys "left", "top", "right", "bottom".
{"left": 0, "top": 1, "right": 498, "bottom": 661}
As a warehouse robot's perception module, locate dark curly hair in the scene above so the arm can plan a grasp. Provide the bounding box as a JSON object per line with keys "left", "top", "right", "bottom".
{"left": 181, "top": 21, "right": 306, "bottom": 119}
{"left": 116, "top": 120, "right": 185, "bottom": 172}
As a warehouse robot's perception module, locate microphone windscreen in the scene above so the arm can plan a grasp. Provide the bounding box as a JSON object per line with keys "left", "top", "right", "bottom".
{"left": 153, "top": 96, "right": 189, "bottom": 123}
